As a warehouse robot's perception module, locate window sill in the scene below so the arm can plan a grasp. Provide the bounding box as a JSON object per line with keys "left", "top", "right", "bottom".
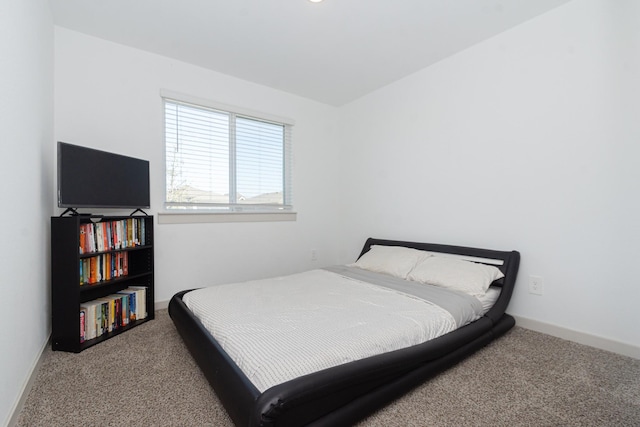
{"left": 157, "top": 211, "right": 297, "bottom": 224}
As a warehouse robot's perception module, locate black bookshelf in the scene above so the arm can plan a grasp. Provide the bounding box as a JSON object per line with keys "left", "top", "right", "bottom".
{"left": 51, "top": 215, "right": 154, "bottom": 353}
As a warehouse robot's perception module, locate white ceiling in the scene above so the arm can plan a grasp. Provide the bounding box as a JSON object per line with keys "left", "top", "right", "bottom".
{"left": 50, "top": 0, "right": 572, "bottom": 106}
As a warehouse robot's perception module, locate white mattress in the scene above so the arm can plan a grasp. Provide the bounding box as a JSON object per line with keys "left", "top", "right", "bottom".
{"left": 183, "top": 268, "right": 487, "bottom": 392}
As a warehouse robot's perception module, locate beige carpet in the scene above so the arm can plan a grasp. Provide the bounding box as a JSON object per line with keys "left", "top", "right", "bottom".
{"left": 17, "top": 310, "right": 640, "bottom": 426}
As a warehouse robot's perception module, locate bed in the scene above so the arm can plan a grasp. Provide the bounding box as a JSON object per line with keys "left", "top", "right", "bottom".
{"left": 168, "top": 237, "right": 520, "bottom": 426}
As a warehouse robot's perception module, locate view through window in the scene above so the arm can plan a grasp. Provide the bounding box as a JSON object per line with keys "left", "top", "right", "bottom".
{"left": 164, "top": 98, "right": 292, "bottom": 211}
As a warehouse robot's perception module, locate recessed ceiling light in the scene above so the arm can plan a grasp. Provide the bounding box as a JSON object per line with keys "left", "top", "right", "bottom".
{"left": 309, "top": 0, "right": 323, "bottom": 3}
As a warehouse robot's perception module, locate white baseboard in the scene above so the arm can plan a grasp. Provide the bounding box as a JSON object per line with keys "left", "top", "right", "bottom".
{"left": 155, "top": 299, "right": 169, "bottom": 311}
{"left": 6, "top": 335, "right": 50, "bottom": 427}
{"left": 513, "top": 315, "right": 640, "bottom": 360}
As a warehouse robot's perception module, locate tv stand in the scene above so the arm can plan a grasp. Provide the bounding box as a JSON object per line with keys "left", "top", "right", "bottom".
{"left": 61, "top": 208, "right": 148, "bottom": 217}
{"left": 51, "top": 214, "right": 154, "bottom": 352}
{"left": 60, "top": 208, "right": 96, "bottom": 217}
{"left": 129, "top": 208, "right": 148, "bottom": 216}
{"left": 60, "top": 208, "right": 80, "bottom": 217}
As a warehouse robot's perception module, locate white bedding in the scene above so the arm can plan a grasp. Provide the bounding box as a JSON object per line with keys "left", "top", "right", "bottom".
{"left": 183, "top": 268, "right": 488, "bottom": 392}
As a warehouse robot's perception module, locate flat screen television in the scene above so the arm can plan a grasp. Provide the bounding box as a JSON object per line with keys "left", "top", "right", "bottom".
{"left": 58, "top": 142, "right": 150, "bottom": 210}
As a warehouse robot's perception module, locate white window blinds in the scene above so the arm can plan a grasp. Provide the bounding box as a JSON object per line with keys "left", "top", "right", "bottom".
{"left": 164, "top": 97, "right": 293, "bottom": 211}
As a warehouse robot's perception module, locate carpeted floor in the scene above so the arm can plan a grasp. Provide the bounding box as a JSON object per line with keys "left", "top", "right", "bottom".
{"left": 16, "top": 310, "right": 640, "bottom": 426}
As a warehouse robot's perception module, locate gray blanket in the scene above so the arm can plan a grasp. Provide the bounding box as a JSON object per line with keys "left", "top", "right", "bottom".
{"left": 323, "top": 265, "right": 483, "bottom": 327}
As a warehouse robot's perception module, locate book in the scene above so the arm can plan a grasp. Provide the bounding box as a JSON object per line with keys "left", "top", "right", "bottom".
{"left": 94, "top": 297, "right": 114, "bottom": 333}
{"left": 81, "top": 301, "right": 101, "bottom": 340}
{"left": 119, "top": 293, "right": 129, "bottom": 326}
{"left": 120, "top": 253, "right": 124, "bottom": 278}
{"left": 97, "top": 255, "right": 103, "bottom": 283}
{"left": 95, "top": 222, "right": 103, "bottom": 252}
{"left": 123, "top": 252, "right": 128, "bottom": 276}
{"left": 81, "top": 259, "right": 88, "bottom": 285}
{"left": 102, "top": 222, "right": 108, "bottom": 251}
{"left": 117, "top": 289, "right": 137, "bottom": 321}
{"left": 89, "top": 257, "right": 96, "bottom": 284}
{"left": 96, "top": 299, "right": 108, "bottom": 336}
{"left": 79, "top": 309, "right": 86, "bottom": 343}
{"left": 88, "top": 223, "right": 95, "bottom": 253}
{"left": 126, "top": 286, "right": 147, "bottom": 319}
{"left": 106, "top": 222, "right": 112, "bottom": 250}
{"left": 113, "top": 220, "right": 120, "bottom": 250}
{"left": 79, "top": 224, "right": 86, "bottom": 254}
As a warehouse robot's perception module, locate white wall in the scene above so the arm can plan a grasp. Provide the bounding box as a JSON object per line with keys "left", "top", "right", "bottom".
{"left": 0, "top": 0, "right": 53, "bottom": 425}
{"left": 54, "top": 28, "right": 344, "bottom": 303}
{"left": 338, "top": 0, "right": 640, "bottom": 349}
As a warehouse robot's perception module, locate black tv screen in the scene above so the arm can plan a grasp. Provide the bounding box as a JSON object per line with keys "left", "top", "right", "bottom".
{"left": 58, "top": 142, "right": 150, "bottom": 209}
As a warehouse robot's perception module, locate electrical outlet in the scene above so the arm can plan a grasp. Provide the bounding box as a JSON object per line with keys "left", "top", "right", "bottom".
{"left": 529, "top": 275, "right": 544, "bottom": 296}
{"left": 311, "top": 249, "right": 318, "bottom": 261}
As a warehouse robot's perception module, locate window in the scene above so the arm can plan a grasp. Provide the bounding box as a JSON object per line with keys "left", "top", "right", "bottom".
{"left": 163, "top": 95, "right": 293, "bottom": 213}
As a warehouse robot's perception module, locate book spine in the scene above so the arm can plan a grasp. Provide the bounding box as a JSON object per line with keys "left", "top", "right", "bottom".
{"left": 88, "top": 223, "right": 94, "bottom": 253}
{"left": 83, "top": 259, "right": 89, "bottom": 285}
{"left": 79, "top": 224, "right": 86, "bottom": 254}
{"left": 106, "top": 222, "right": 112, "bottom": 251}
{"left": 121, "top": 294, "right": 129, "bottom": 326}
{"left": 102, "top": 223, "right": 108, "bottom": 252}
{"left": 113, "top": 221, "right": 119, "bottom": 250}
{"left": 79, "top": 309, "right": 86, "bottom": 343}
{"left": 96, "top": 223, "right": 103, "bottom": 252}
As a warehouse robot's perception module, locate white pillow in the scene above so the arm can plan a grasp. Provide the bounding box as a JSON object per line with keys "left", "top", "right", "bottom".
{"left": 352, "top": 245, "right": 430, "bottom": 279}
{"left": 407, "top": 256, "right": 504, "bottom": 296}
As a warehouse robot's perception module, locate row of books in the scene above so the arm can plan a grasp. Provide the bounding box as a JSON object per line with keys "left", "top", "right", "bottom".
{"left": 79, "top": 218, "right": 147, "bottom": 254}
{"left": 79, "top": 252, "right": 129, "bottom": 285}
{"left": 80, "top": 286, "right": 148, "bottom": 342}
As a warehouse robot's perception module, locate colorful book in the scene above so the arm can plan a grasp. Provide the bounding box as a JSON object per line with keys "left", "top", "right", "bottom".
{"left": 79, "top": 309, "right": 86, "bottom": 342}
{"left": 126, "top": 286, "right": 147, "bottom": 319}
{"left": 117, "top": 289, "right": 137, "bottom": 321}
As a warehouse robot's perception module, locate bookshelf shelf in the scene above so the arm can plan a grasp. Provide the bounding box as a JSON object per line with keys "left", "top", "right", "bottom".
{"left": 51, "top": 215, "right": 154, "bottom": 353}
{"left": 78, "top": 244, "right": 150, "bottom": 258}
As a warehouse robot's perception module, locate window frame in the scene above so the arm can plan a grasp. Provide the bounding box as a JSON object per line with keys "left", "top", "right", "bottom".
{"left": 160, "top": 90, "right": 295, "bottom": 222}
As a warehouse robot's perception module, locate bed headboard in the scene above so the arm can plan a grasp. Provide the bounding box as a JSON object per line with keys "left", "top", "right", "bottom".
{"left": 358, "top": 237, "right": 520, "bottom": 323}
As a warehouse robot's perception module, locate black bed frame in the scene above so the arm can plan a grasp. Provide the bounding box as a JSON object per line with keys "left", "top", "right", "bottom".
{"left": 168, "top": 238, "right": 520, "bottom": 426}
